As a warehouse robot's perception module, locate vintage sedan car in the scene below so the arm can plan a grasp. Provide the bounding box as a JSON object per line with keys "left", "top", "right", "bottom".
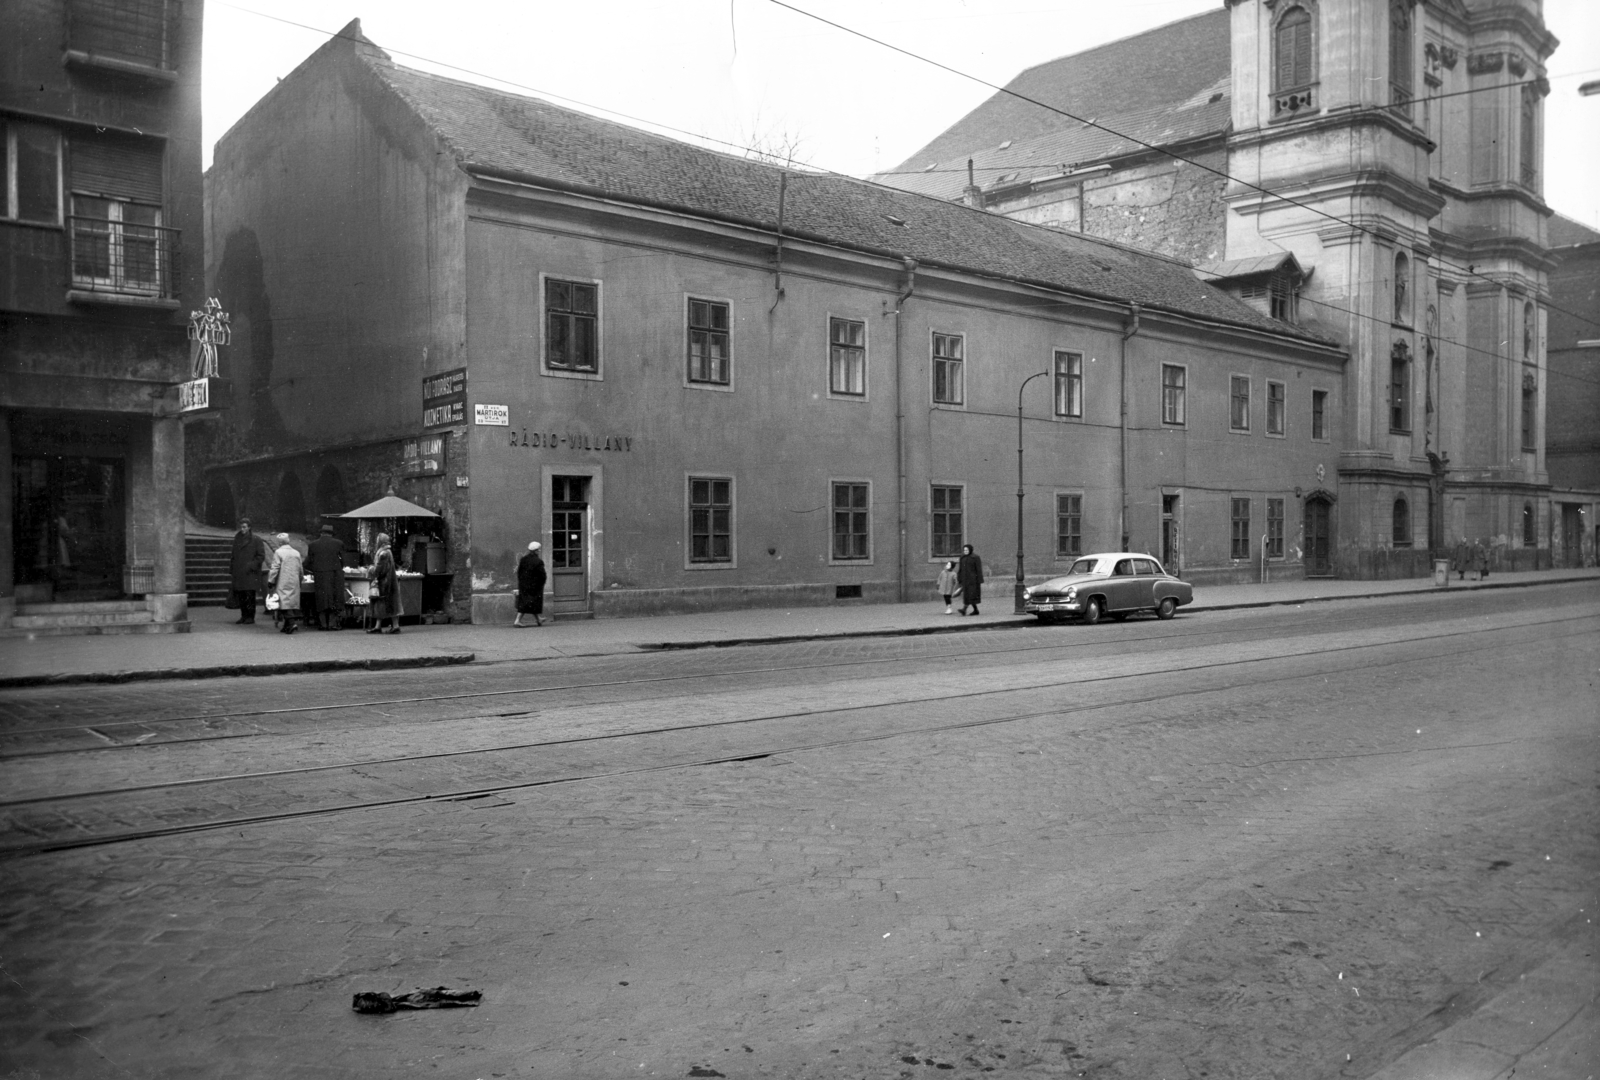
{"left": 1023, "top": 552, "right": 1193, "bottom": 623}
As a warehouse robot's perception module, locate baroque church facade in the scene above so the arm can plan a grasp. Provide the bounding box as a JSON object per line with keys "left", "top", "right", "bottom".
{"left": 879, "top": 0, "right": 1560, "bottom": 577}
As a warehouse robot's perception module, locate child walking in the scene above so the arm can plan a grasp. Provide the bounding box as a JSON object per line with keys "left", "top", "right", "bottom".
{"left": 935, "top": 560, "right": 959, "bottom": 614}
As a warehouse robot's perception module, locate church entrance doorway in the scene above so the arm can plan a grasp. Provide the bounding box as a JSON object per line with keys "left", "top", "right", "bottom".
{"left": 1304, "top": 496, "right": 1333, "bottom": 576}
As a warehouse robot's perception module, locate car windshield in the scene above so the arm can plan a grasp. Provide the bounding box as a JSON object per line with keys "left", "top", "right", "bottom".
{"left": 1068, "top": 558, "right": 1101, "bottom": 575}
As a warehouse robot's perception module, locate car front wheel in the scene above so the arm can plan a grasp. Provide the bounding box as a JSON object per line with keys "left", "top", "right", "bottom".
{"left": 1082, "top": 597, "right": 1102, "bottom": 625}
{"left": 1156, "top": 597, "right": 1177, "bottom": 620}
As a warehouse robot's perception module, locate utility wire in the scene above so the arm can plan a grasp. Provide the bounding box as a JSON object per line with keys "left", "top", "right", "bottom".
{"left": 211, "top": 1, "right": 1600, "bottom": 393}
{"left": 764, "top": 0, "right": 1600, "bottom": 338}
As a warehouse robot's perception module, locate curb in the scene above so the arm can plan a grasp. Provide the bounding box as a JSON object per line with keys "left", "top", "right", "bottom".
{"left": 0, "top": 652, "right": 476, "bottom": 689}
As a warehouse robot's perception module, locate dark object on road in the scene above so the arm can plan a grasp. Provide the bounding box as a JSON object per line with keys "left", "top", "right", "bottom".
{"left": 351, "top": 986, "right": 482, "bottom": 1013}
{"left": 1023, "top": 552, "right": 1193, "bottom": 624}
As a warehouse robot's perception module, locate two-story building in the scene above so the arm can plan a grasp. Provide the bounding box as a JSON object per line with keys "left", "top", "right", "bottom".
{"left": 194, "top": 23, "right": 1347, "bottom": 622}
{"left": 1, "top": 0, "right": 205, "bottom": 632}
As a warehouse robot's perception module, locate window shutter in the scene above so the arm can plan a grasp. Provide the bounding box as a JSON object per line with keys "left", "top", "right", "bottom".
{"left": 1276, "top": 9, "right": 1311, "bottom": 90}
{"left": 69, "top": 133, "right": 164, "bottom": 204}
{"left": 1292, "top": 19, "right": 1312, "bottom": 86}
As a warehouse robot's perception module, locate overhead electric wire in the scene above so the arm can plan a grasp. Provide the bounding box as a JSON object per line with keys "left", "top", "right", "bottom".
{"left": 211, "top": 1, "right": 1600, "bottom": 394}
{"left": 765, "top": 0, "right": 1600, "bottom": 341}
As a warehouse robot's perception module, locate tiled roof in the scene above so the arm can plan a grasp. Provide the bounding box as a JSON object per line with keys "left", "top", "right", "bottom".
{"left": 883, "top": 9, "right": 1232, "bottom": 177}
{"left": 1549, "top": 212, "right": 1600, "bottom": 249}
{"left": 357, "top": 42, "right": 1331, "bottom": 346}
{"left": 872, "top": 86, "right": 1229, "bottom": 201}
{"left": 1196, "top": 253, "right": 1305, "bottom": 282}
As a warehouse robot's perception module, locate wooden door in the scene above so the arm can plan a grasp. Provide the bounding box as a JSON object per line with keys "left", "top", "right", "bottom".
{"left": 1304, "top": 497, "right": 1332, "bottom": 575}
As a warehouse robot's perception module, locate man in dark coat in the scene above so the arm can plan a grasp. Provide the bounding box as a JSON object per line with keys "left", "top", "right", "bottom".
{"left": 957, "top": 543, "right": 984, "bottom": 616}
{"left": 305, "top": 524, "right": 346, "bottom": 630}
{"left": 514, "top": 541, "right": 547, "bottom": 627}
{"left": 228, "top": 518, "right": 268, "bottom": 624}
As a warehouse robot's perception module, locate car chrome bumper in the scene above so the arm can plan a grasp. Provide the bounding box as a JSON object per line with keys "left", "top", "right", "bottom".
{"left": 1024, "top": 599, "right": 1081, "bottom": 614}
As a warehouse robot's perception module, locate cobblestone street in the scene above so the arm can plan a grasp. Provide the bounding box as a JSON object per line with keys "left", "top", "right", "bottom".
{"left": 1, "top": 586, "right": 1596, "bottom": 1079}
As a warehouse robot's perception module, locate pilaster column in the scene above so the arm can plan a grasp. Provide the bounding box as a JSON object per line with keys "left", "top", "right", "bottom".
{"left": 0, "top": 409, "right": 12, "bottom": 628}
{"left": 148, "top": 414, "right": 188, "bottom": 625}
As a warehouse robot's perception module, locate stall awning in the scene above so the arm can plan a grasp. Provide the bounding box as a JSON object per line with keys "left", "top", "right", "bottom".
{"left": 340, "top": 495, "right": 439, "bottom": 519}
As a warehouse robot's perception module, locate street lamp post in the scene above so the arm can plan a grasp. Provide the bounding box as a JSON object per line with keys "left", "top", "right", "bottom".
{"left": 1015, "top": 369, "right": 1052, "bottom": 614}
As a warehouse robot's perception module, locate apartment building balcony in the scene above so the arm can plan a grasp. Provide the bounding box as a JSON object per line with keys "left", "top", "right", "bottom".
{"left": 66, "top": 215, "right": 181, "bottom": 308}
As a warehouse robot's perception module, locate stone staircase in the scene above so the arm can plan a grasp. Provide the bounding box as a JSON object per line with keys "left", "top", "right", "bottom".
{"left": 186, "top": 533, "right": 233, "bottom": 607}
{"left": 6, "top": 600, "right": 188, "bottom": 636}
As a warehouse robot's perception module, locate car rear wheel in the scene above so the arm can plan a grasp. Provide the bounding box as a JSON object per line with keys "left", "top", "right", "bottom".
{"left": 1156, "top": 597, "right": 1177, "bottom": 620}
{"left": 1082, "top": 597, "right": 1102, "bottom": 624}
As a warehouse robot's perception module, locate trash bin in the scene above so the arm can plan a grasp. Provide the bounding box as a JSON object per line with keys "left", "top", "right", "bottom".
{"left": 1433, "top": 559, "right": 1449, "bottom": 587}
{"left": 425, "top": 541, "right": 447, "bottom": 575}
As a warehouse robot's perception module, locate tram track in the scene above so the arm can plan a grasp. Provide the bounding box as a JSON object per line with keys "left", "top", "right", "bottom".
{"left": 3, "top": 610, "right": 1593, "bottom": 859}
{"left": 0, "top": 599, "right": 1568, "bottom": 755}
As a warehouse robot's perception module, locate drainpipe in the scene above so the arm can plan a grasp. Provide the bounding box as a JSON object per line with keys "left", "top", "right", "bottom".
{"left": 891, "top": 258, "right": 917, "bottom": 603}
{"left": 1120, "top": 303, "right": 1141, "bottom": 550}
{"left": 769, "top": 171, "right": 787, "bottom": 313}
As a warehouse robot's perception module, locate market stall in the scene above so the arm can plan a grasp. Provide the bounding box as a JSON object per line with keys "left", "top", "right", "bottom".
{"left": 338, "top": 494, "right": 452, "bottom": 624}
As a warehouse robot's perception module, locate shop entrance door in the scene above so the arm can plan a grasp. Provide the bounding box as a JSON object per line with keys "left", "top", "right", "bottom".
{"left": 1304, "top": 496, "right": 1332, "bottom": 576}
{"left": 1561, "top": 504, "right": 1583, "bottom": 568}
{"left": 12, "top": 454, "right": 126, "bottom": 601}
{"left": 550, "top": 475, "right": 590, "bottom": 612}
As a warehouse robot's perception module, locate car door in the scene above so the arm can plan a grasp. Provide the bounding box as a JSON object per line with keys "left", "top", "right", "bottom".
{"left": 1105, "top": 558, "right": 1138, "bottom": 611}
{"left": 1132, "top": 558, "right": 1160, "bottom": 610}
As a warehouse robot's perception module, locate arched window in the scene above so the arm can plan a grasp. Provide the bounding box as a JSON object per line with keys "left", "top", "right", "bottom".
{"left": 1393, "top": 251, "right": 1410, "bottom": 325}
{"left": 1275, "top": 6, "right": 1314, "bottom": 91}
{"left": 1390, "top": 340, "right": 1412, "bottom": 432}
{"left": 315, "top": 465, "right": 347, "bottom": 521}
{"left": 1522, "top": 502, "right": 1535, "bottom": 546}
{"left": 1390, "top": 1, "right": 1413, "bottom": 115}
{"left": 1392, "top": 496, "right": 1411, "bottom": 547}
{"left": 1523, "top": 302, "right": 1535, "bottom": 359}
{"left": 1522, "top": 369, "right": 1537, "bottom": 452}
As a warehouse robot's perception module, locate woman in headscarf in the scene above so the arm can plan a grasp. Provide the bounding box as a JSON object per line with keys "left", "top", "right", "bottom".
{"left": 368, "top": 531, "right": 402, "bottom": 634}
{"left": 514, "top": 541, "right": 547, "bottom": 627}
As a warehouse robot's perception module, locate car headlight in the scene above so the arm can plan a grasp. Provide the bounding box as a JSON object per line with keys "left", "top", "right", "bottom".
{"left": 1023, "top": 587, "right": 1032, "bottom": 600}
{"left": 1065, "top": 586, "right": 1077, "bottom": 600}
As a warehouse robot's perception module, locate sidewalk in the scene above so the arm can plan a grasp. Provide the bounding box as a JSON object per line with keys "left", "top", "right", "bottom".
{"left": 1, "top": 566, "right": 1595, "bottom": 688}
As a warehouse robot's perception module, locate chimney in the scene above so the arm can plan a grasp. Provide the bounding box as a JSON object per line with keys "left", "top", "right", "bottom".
{"left": 962, "top": 158, "right": 984, "bottom": 209}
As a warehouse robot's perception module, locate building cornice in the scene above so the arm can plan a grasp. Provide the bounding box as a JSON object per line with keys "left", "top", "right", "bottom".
{"left": 1228, "top": 168, "right": 1447, "bottom": 223}
{"left": 1428, "top": 176, "right": 1551, "bottom": 217}
{"left": 1465, "top": 5, "right": 1559, "bottom": 60}
{"left": 1229, "top": 103, "right": 1437, "bottom": 158}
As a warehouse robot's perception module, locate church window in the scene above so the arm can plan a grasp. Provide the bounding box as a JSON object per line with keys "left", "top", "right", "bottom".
{"left": 1522, "top": 502, "right": 1535, "bottom": 546}
{"left": 1392, "top": 497, "right": 1411, "bottom": 547}
{"left": 1523, "top": 302, "right": 1534, "bottom": 359}
{"left": 1521, "top": 368, "right": 1537, "bottom": 452}
{"left": 1389, "top": 1, "right": 1413, "bottom": 117}
{"left": 1275, "top": 6, "right": 1314, "bottom": 91}
{"left": 1390, "top": 341, "right": 1411, "bottom": 433}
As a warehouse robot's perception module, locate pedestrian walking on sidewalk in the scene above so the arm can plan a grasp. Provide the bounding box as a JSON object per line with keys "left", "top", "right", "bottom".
{"left": 957, "top": 544, "right": 984, "bottom": 616}
{"left": 306, "top": 524, "right": 346, "bottom": 630}
{"left": 268, "top": 534, "right": 303, "bottom": 635}
{"left": 368, "top": 532, "right": 402, "bottom": 634}
{"left": 935, "top": 560, "right": 959, "bottom": 614}
{"left": 1452, "top": 538, "right": 1469, "bottom": 580}
{"left": 1475, "top": 539, "right": 1490, "bottom": 580}
{"left": 514, "top": 541, "right": 547, "bottom": 627}
{"left": 229, "top": 518, "right": 268, "bottom": 624}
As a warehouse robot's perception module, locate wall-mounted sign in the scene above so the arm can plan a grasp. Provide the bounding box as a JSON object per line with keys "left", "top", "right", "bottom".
{"left": 188, "top": 297, "right": 231, "bottom": 379}
{"left": 507, "top": 427, "right": 635, "bottom": 452}
{"left": 475, "top": 403, "right": 510, "bottom": 426}
{"left": 179, "top": 376, "right": 232, "bottom": 413}
{"left": 422, "top": 368, "right": 468, "bottom": 431}
{"left": 401, "top": 434, "right": 447, "bottom": 477}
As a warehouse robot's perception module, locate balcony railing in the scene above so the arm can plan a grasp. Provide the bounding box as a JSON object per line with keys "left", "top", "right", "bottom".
{"left": 68, "top": 216, "right": 179, "bottom": 302}
{"left": 65, "top": 0, "right": 173, "bottom": 74}
{"left": 1272, "top": 84, "right": 1316, "bottom": 120}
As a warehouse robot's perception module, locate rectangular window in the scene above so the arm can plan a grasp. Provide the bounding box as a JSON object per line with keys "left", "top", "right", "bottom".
{"left": 1266, "top": 498, "right": 1285, "bottom": 558}
{"left": 1267, "top": 380, "right": 1285, "bottom": 436}
{"left": 6, "top": 122, "right": 62, "bottom": 224}
{"left": 1053, "top": 350, "right": 1082, "bottom": 418}
{"left": 1521, "top": 369, "right": 1537, "bottom": 451}
{"left": 1162, "top": 364, "right": 1186, "bottom": 425}
{"left": 829, "top": 317, "right": 866, "bottom": 396}
{"left": 1390, "top": 349, "right": 1410, "bottom": 432}
{"left": 545, "top": 278, "right": 599, "bottom": 373}
{"left": 1056, "top": 493, "right": 1082, "bottom": 558}
{"left": 932, "top": 332, "right": 964, "bottom": 405}
{"left": 1230, "top": 375, "right": 1251, "bottom": 432}
{"left": 67, "top": 130, "right": 170, "bottom": 296}
{"left": 688, "top": 477, "right": 732, "bottom": 563}
{"left": 1312, "top": 389, "right": 1328, "bottom": 440}
{"left": 687, "top": 298, "right": 730, "bottom": 385}
{"left": 1231, "top": 498, "right": 1252, "bottom": 560}
{"left": 68, "top": 0, "right": 172, "bottom": 70}
{"left": 832, "top": 482, "right": 870, "bottom": 561}
{"left": 930, "top": 485, "right": 963, "bottom": 558}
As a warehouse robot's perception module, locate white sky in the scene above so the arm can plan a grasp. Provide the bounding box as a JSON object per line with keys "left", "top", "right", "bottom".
{"left": 202, "top": 0, "right": 1600, "bottom": 229}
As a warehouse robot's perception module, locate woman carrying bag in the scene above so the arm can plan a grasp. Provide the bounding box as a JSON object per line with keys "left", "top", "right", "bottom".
{"left": 368, "top": 532, "right": 402, "bottom": 634}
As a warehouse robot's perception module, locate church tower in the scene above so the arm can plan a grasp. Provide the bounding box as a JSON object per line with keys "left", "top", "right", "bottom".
{"left": 1224, "top": 0, "right": 1557, "bottom": 573}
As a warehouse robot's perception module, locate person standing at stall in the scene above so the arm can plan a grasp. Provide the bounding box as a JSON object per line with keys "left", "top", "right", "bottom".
{"left": 268, "top": 533, "right": 304, "bottom": 635}
{"left": 368, "top": 531, "right": 402, "bottom": 634}
{"left": 514, "top": 541, "right": 547, "bottom": 627}
{"left": 229, "top": 517, "right": 268, "bottom": 624}
{"left": 306, "top": 524, "right": 346, "bottom": 630}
